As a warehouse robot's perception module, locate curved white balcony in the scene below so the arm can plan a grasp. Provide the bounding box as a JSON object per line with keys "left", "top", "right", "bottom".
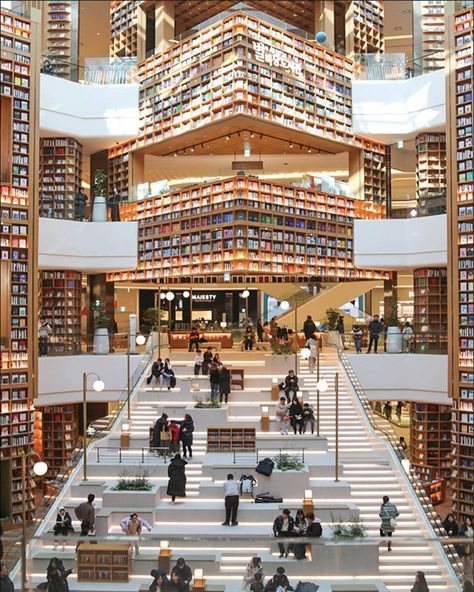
{"left": 39, "top": 218, "right": 138, "bottom": 273}
{"left": 354, "top": 214, "right": 447, "bottom": 270}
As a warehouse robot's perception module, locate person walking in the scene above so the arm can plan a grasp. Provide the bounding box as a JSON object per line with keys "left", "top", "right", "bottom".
{"left": 171, "top": 558, "right": 193, "bottom": 592}
{"left": 302, "top": 402, "right": 315, "bottom": 434}
{"left": 379, "top": 495, "right": 399, "bottom": 551}
{"left": 303, "top": 315, "right": 317, "bottom": 341}
{"left": 193, "top": 352, "right": 203, "bottom": 377}
{"left": 257, "top": 318, "right": 264, "bottom": 343}
{"left": 179, "top": 414, "right": 194, "bottom": 459}
{"left": 209, "top": 363, "right": 220, "bottom": 403}
{"left": 45, "top": 557, "right": 72, "bottom": 592}
{"left": 202, "top": 347, "right": 213, "bottom": 376}
{"left": 169, "top": 421, "right": 180, "bottom": 454}
{"left": 289, "top": 398, "right": 304, "bottom": 435}
{"left": 383, "top": 401, "right": 392, "bottom": 421}
{"left": 352, "top": 325, "right": 363, "bottom": 353}
{"left": 219, "top": 366, "right": 231, "bottom": 404}
{"left": 120, "top": 512, "right": 152, "bottom": 555}
{"left": 188, "top": 327, "right": 201, "bottom": 352}
{"left": 283, "top": 370, "right": 298, "bottom": 403}
{"left": 75, "top": 493, "right": 95, "bottom": 536}
{"left": 306, "top": 335, "right": 318, "bottom": 373}
{"left": 336, "top": 315, "right": 345, "bottom": 348}
{"left": 367, "top": 315, "right": 384, "bottom": 353}
{"left": 75, "top": 187, "right": 87, "bottom": 221}
{"left": 410, "top": 571, "right": 430, "bottom": 592}
{"left": 242, "top": 556, "right": 264, "bottom": 592}
{"left": 167, "top": 453, "right": 187, "bottom": 503}
{"left": 273, "top": 509, "right": 295, "bottom": 558}
{"left": 396, "top": 401, "right": 403, "bottom": 422}
{"left": 222, "top": 473, "right": 240, "bottom": 526}
{"left": 152, "top": 413, "right": 169, "bottom": 454}
{"left": 275, "top": 397, "right": 289, "bottom": 435}
{"left": 402, "top": 321, "right": 414, "bottom": 352}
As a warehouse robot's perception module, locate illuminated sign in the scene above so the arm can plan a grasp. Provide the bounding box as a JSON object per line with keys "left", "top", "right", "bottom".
{"left": 253, "top": 41, "right": 303, "bottom": 77}
{"left": 192, "top": 294, "right": 217, "bottom": 302}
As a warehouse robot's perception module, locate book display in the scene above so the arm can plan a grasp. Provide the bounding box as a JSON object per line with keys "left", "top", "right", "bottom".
{"left": 40, "top": 403, "right": 79, "bottom": 478}
{"left": 344, "top": 0, "right": 384, "bottom": 56}
{"left": 77, "top": 543, "right": 132, "bottom": 582}
{"left": 110, "top": 0, "right": 140, "bottom": 58}
{"left": 419, "top": 1, "right": 446, "bottom": 73}
{"left": 416, "top": 132, "right": 446, "bottom": 215}
{"left": 39, "top": 137, "right": 83, "bottom": 219}
{"left": 447, "top": 7, "right": 473, "bottom": 522}
{"left": 207, "top": 427, "right": 256, "bottom": 452}
{"left": 107, "top": 140, "right": 134, "bottom": 202}
{"left": 410, "top": 403, "right": 451, "bottom": 481}
{"left": 109, "top": 176, "right": 385, "bottom": 285}
{"left": 413, "top": 268, "right": 448, "bottom": 352}
{"left": 39, "top": 270, "right": 82, "bottom": 354}
{"left": 42, "top": 1, "right": 79, "bottom": 79}
{"left": 0, "top": 9, "right": 37, "bottom": 523}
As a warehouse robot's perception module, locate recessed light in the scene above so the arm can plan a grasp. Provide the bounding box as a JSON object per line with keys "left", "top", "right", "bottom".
{"left": 394, "top": 26, "right": 402, "bottom": 31}
{"left": 402, "top": 8, "right": 412, "bottom": 13}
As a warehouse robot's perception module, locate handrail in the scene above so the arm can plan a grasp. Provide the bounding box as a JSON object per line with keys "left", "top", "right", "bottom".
{"left": 338, "top": 350, "right": 464, "bottom": 584}
{"left": 95, "top": 446, "right": 172, "bottom": 464}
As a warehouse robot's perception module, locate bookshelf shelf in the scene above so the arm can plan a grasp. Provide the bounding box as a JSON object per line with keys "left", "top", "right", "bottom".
{"left": 39, "top": 137, "right": 82, "bottom": 219}
{"left": 419, "top": 1, "right": 445, "bottom": 73}
{"left": 110, "top": 0, "right": 139, "bottom": 58}
{"left": 410, "top": 403, "right": 451, "bottom": 481}
{"left": 413, "top": 268, "right": 447, "bottom": 352}
{"left": 42, "top": 1, "right": 78, "bottom": 79}
{"left": 207, "top": 427, "right": 256, "bottom": 452}
{"left": 40, "top": 403, "right": 79, "bottom": 478}
{"left": 345, "top": 0, "right": 384, "bottom": 56}
{"left": 416, "top": 132, "right": 446, "bottom": 215}
{"left": 77, "top": 543, "right": 132, "bottom": 583}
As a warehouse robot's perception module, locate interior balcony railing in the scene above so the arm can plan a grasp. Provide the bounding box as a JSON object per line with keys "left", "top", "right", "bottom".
{"left": 41, "top": 54, "right": 138, "bottom": 85}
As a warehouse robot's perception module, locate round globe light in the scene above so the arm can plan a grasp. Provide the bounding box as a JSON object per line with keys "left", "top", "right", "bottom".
{"left": 315, "top": 31, "right": 327, "bottom": 43}
{"left": 316, "top": 378, "right": 329, "bottom": 392}
{"left": 410, "top": 208, "right": 418, "bottom": 217}
{"left": 182, "top": 290, "right": 190, "bottom": 298}
{"left": 300, "top": 347, "right": 311, "bottom": 359}
{"left": 92, "top": 379, "right": 105, "bottom": 392}
{"left": 33, "top": 461, "right": 48, "bottom": 477}
{"left": 135, "top": 334, "right": 146, "bottom": 346}
{"left": 241, "top": 289, "right": 250, "bottom": 298}
{"left": 165, "top": 291, "right": 175, "bottom": 301}
{"left": 280, "top": 300, "right": 290, "bottom": 311}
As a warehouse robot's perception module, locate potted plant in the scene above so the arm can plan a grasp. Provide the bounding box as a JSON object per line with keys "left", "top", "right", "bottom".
{"left": 385, "top": 297, "right": 402, "bottom": 353}
{"left": 112, "top": 468, "right": 152, "bottom": 491}
{"left": 92, "top": 301, "right": 110, "bottom": 354}
{"left": 272, "top": 452, "right": 304, "bottom": 472}
{"left": 331, "top": 521, "right": 367, "bottom": 541}
{"left": 91, "top": 169, "right": 108, "bottom": 222}
{"left": 325, "top": 307, "right": 341, "bottom": 347}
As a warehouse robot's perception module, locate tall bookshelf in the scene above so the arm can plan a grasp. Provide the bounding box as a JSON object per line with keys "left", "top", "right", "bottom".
{"left": 410, "top": 403, "right": 451, "bottom": 480}
{"left": 420, "top": 1, "right": 446, "bottom": 73}
{"left": 39, "top": 137, "right": 82, "bottom": 219}
{"left": 446, "top": 6, "right": 473, "bottom": 522}
{"left": 413, "top": 268, "right": 448, "bottom": 352}
{"left": 39, "top": 270, "right": 82, "bottom": 354}
{"left": 40, "top": 403, "right": 79, "bottom": 478}
{"left": 349, "top": 140, "right": 390, "bottom": 205}
{"left": 416, "top": 132, "right": 446, "bottom": 215}
{"left": 345, "top": 0, "right": 384, "bottom": 57}
{"left": 42, "top": 1, "right": 79, "bottom": 79}
{"left": 110, "top": 0, "right": 139, "bottom": 58}
{"left": 107, "top": 140, "right": 133, "bottom": 202}
{"left": 0, "top": 8, "right": 39, "bottom": 524}
{"left": 109, "top": 175, "right": 385, "bottom": 285}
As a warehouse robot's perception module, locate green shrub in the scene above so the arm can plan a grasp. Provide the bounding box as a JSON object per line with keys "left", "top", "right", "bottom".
{"left": 273, "top": 452, "right": 304, "bottom": 471}
{"left": 325, "top": 308, "right": 340, "bottom": 331}
{"left": 113, "top": 468, "right": 152, "bottom": 491}
{"left": 194, "top": 400, "right": 221, "bottom": 409}
{"left": 331, "top": 521, "right": 367, "bottom": 540}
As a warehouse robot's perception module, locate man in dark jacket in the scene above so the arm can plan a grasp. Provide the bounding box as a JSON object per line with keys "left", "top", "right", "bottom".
{"left": 75, "top": 187, "right": 87, "bottom": 221}
{"left": 367, "top": 315, "right": 384, "bottom": 354}
{"left": 171, "top": 558, "right": 192, "bottom": 592}
{"left": 167, "top": 453, "right": 187, "bottom": 502}
{"left": 75, "top": 493, "right": 95, "bottom": 536}
{"left": 264, "top": 567, "right": 293, "bottom": 592}
{"left": 283, "top": 370, "right": 298, "bottom": 403}
{"left": 302, "top": 315, "right": 317, "bottom": 340}
{"left": 0, "top": 563, "right": 14, "bottom": 592}
{"left": 219, "top": 366, "right": 231, "bottom": 404}
{"left": 273, "top": 509, "right": 295, "bottom": 557}
{"left": 209, "top": 364, "right": 220, "bottom": 403}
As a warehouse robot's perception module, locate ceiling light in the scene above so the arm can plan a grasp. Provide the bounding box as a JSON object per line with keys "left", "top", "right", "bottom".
{"left": 174, "top": 152, "right": 178, "bottom": 157}
{"left": 250, "top": 132, "right": 255, "bottom": 138}
{"left": 394, "top": 26, "right": 402, "bottom": 31}
{"left": 410, "top": 209, "right": 418, "bottom": 217}
{"left": 225, "top": 135, "right": 230, "bottom": 141}
{"left": 289, "top": 142, "right": 294, "bottom": 148}
{"left": 307, "top": 147, "right": 312, "bottom": 153}
{"left": 190, "top": 146, "right": 195, "bottom": 152}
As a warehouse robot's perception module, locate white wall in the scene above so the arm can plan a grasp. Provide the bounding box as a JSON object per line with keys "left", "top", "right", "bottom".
{"left": 36, "top": 354, "right": 145, "bottom": 406}
{"left": 347, "top": 354, "right": 450, "bottom": 404}
{"left": 352, "top": 69, "right": 445, "bottom": 142}
{"left": 354, "top": 214, "right": 447, "bottom": 270}
{"left": 40, "top": 74, "right": 139, "bottom": 149}
{"left": 39, "top": 218, "right": 138, "bottom": 273}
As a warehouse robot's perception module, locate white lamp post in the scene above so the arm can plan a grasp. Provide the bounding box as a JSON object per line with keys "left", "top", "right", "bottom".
{"left": 82, "top": 372, "right": 105, "bottom": 481}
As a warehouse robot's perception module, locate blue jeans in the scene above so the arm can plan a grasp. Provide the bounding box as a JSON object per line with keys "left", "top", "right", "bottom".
{"left": 210, "top": 383, "right": 219, "bottom": 402}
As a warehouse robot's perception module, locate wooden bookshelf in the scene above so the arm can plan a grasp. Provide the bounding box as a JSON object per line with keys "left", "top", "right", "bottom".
{"left": 446, "top": 7, "right": 473, "bottom": 522}
{"left": 107, "top": 140, "right": 133, "bottom": 202}
{"left": 413, "top": 268, "right": 448, "bottom": 352}
{"left": 40, "top": 403, "right": 79, "bottom": 478}
{"left": 77, "top": 543, "right": 132, "bottom": 583}
{"left": 40, "top": 270, "right": 82, "bottom": 354}
{"left": 39, "top": 137, "right": 82, "bottom": 219}
{"left": 422, "top": 478, "right": 446, "bottom": 505}
{"left": 41, "top": 1, "right": 79, "bottom": 79}
{"left": 207, "top": 427, "right": 256, "bottom": 452}
{"left": 345, "top": 0, "right": 384, "bottom": 57}
{"left": 419, "top": 1, "right": 446, "bottom": 73}
{"left": 410, "top": 403, "right": 451, "bottom": 480}
{"left": 109, "top": 175, "right": 385, "bottom": 285}
{"left": 0, "top": 8, "right": 38, "bottom": 524}
{"left": 416, "top": 132, "right": 446, "bottom": 215}
{"left": 110, "top": 0, "right": 139, "bottom": 58}
{"left": 230, "top": 368, "right": 244, "bottom": 390}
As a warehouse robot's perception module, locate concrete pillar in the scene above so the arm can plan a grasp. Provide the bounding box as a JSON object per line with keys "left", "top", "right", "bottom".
{"left": 383, "top": 272, "right": 398, "bottom": 325}
{"left": 155, "top": 0, "right": 175, "bottom": 54}
{"left": 314, "top": 0, "right": 335, "bottom": 50}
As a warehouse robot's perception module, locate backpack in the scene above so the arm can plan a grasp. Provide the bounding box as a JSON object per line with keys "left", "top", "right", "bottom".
{"left": 308, "top": 521, "right": 322, "bottom": 537}
{"left": 295, "top": 583, "right": 319, "bottom": 592}
{"left": 240, "top": 475, "right": 254, "bottom": 495}
{"left": 170, "top": 375, "right": 177, "bottom": 388}
{"left": 255, "top": 457, "right": 274, "bottom": 477}
{"left": 74, "top": 503, "right": 84, "bottom": 521}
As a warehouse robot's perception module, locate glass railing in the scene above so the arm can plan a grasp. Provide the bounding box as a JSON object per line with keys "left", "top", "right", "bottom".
{"left": 353, "top": 51, "right": 445, "bottom": 81}
{"left": 338, "top": 350, "right": 464, "bottom": 583}
{"left": 340, "top": 330, "right": 448, "bottom": 354}
{"left": 41, "top": 55, "right": 138, "bottom": 85}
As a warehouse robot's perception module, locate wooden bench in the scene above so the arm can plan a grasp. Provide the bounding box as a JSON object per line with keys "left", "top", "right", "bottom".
{"left": 200, "top": 341, "right": 222, "bottom": 351}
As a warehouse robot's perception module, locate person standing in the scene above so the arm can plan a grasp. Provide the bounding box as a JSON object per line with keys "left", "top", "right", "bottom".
{"left": 108, "top": 188, "right": 121, "bottom": 221}
{"left": 193, "top": 351, "right": 203, "bottom": 377}
{"left": 336, "top": 315, "right": 345, "bottom": 348}
{"left": 379, "top": 495, "right": 399, "bottom": 551}
{"left": 306, "top": 335, "right": 318, "bottom": 373}
{"left": 152, "top": 413, "right": 169, "bottom": 454}
{"left": 75, "top": 187, "right": 87, "bottom": 221}
{"left": 46, "top": 557, "right": 71, "bottom": 592}
{"left": 273, "top": 509, "right": 295, "bottom": 558}
{"left": 257, "top": 318, "right": 264, "bottom": 343}
{"left": 399, "top": 436, "right": 408, "bottom": 453}
{"left": 303, "top": 315, "right": 317, "bottom": 341}
{"left": 410, "top": 571, "right": 430, "bottom": 592}
{"left": 209, "top": 363, "right": 220, "bottom": 403}
{"left": 202, "top": 347, "right": 213, "bottom": 375}
{"left": 244, "top": 326, "right": 255, "bottom": 350}
{"left": 169, "top": 421, "right": 180, "bottom": 454}
{"left": 352, "top": 325, "right": 363, "bottom": 353}
{"left": 120, "top": 512, "right": 152, "bottom": 555}
{"left": 0, "top": 563, "right": 14, "bottom": 592}
{"left": 38, "top": 318, "right": 52, "bottom": 356}
{"left": 167, "top": 453, "right": 187, "bottom": 503}
{"left": 179, "top": 414, "right": 194, "bottom": 459}
{"left": 396, "top": 401, "right": 403, "bottom": 422}
{"left": 219, "top": 366, "right": 231, "bottom": 404}
{"left": 75, "top": 493, "right": 95, "bottom": 536}
{"left": 402, "top": 321, "right": 414, "bottom": 352}
{"left": 289, "top": 398, "right": 304, "bottom": 435}
{"left": 269, "top": 317, "right": 279, "bottom": 341}
{"left": 275, "top": 397, "right": 289, "bottom": 435}
{"left": 222, "top": 473, "right": 239, "bottom": 526}
{"left": 383, "top": 401, "right": 392, "bottom": 421}
{"left": 367, "top": 315, "right": 384, "bottom": 353}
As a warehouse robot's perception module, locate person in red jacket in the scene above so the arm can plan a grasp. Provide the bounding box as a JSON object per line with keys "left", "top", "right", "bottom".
{"left": 169, "top": 422, "right": 180, "bottom": 454}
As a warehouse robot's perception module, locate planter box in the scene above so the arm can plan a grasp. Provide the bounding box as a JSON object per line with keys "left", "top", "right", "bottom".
{"left": 93, "top": 328, "right": 110, "bottom": 354}
{"left": 102, "top": 482, "right": 161, "bottom": 509}
{"left": 92, "top": 195, "right": 107, "bottom": 222}
{"left": 386, "top": 327, "right": 402, "bottom": 353}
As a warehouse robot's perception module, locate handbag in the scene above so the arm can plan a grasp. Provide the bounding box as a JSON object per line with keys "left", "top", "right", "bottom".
{"left": 390, "top": 518, "right": 397, "bottom": 528}
{"left": 160, "top": 429, "right": 170, "bottom": 441}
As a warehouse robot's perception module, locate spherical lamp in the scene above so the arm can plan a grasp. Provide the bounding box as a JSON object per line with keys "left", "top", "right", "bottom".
{"left": 316, "top": 378, "right": 329, "bottom": 392}
{"left": 165, "top": 291, "right": 175, "bottom": 301}
{"left": 241, "top": 289, "right": 250, "bottom": 298}
{"left": 33, "top": 461, "right": 48, "bottom": 477}
{"left": 300, "top": 347, "right": 311, "bottom": 359}
{"left": 315, "top": 31, "right": 327, "bottom": 44}
{"left": 183, "top": 290, "right": 190, "bottom": 298}
{"left": 160, "top": 292, "right": 166, "bottom": 300}
{"left": 135, "top": 334, "right": 146, "bottom": 346}
{"left": 280, "top": 300, "right": 290, "bottom": 311}
{"left": 92, "top": 379, "right": 105, "bottom": 392}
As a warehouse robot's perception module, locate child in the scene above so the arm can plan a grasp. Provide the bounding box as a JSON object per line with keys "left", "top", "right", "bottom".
{"left": 194, "top": 352, "right": 203, "bottom": 376}
{"left": 352, "top": 326, "right": 363, "bottom": 353}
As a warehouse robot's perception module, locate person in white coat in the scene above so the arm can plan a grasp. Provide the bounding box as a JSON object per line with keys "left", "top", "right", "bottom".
{"left": 120, "top": 513, "right": 152, "bottom": 555}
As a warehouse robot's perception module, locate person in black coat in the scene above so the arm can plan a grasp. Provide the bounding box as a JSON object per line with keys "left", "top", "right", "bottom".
{"left": 167, "top": 453, "right": 187, "bottom": 503}
{"left": 442, "top": 513, "right": 459, "bottom": 537}
{"left": 264, "top": 567, "right": 293, "bottom": 592}
{"left": 273, "top": 509, "right": 295, "bottom": 557}
{"left": 179, "top": 414, "right": 194, "bottom": 459}
{"left": 219, "top": 367, "right": 231, "bottom": 404}
{"left": 288, "top": 399, "right": 304, "bottom": 435}
{"left": 0, "top": 563, "right": 14, "bottom": 592}
{"left": 149, "top": 568, "right": 169, "bottom": 592}
{"left": 46, "top": 557, "right": 72, "bottom": 592}
{"left": 202, "top": 347, "right": 213, "bottom": 376}
{"left": 303, "top": 315, "right": 317, "bottom": 340}
{"left": 283, "top": 370, "right": 298, "bottom": 403}
{"left": 171, "top": 558, "right": 192, "bottom": 592}
{"left": 147, "top": 358, "right": 164, "bottom": 387}
{"left": 54, "top": 507, "right": 74, "bottom": 538}
{"left": 152, "top": 413, "right": 169, "bottom": 453}
{"left": 410, "top": 570, "right": 430, "bottom": 592}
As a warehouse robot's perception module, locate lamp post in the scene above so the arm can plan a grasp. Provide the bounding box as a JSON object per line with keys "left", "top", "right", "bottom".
{"left": 127, "top": 333, "right": 146, "bottom": 420}
{"left": 183, "top": 289, "right": 191, "bottom": 328}
{"left": 241, "top": 289, "right": 250, "bottom": 324}
{"left": 20, "top": 452, "right": 48, "bottom": 592}
{"left": 165, "top": 290, "right": 175, "bottom": 332}
{"left": 316, "top": 377, "right": 328, "bottom": 439}
{"left": 316, "top": 341, "right": 320, "bottom": 436}
{"left": 335, "top": 371, "right": 339, "bottom": 482}
{"left": 82, "top": 372, "right": 105, "bottom": 481}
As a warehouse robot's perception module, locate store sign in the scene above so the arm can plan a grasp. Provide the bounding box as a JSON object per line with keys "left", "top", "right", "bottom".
{"left": 253, "top": 41, "right": 303, "bottom": 77}
{"left": 192, "top": 294, "right": 217, "bottom": 302}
